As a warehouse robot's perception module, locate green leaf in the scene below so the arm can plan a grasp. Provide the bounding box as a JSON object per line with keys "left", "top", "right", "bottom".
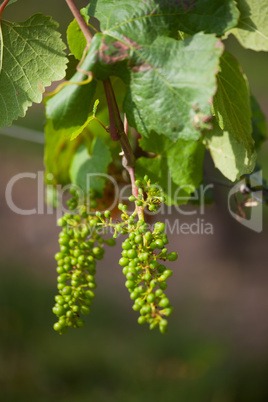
{"left": 85, "top": 0, "right": 228, "bottom": 141}
{"left": 124, "top": 33, "right": 223, "bottom": 141}
{"left": 69, "top": 98, "right": 100, "bottom": 141}
{"left": 70, "top": 138, "right": 112, "bottom": 196}
{"left": 45, "top": 49, "right": 97, "bottom": 138}
{"left": 0, "top": 14, "right": 67, "bottom": 129}
{"left": 229, "top": 0, "right": 268, "bottom": 51}
{"left": 212, "top": 51, "right": 255, "bottom": 160}
{"left": 44, "top": 119, "right": 80, "bottom": 186}
{"left": 204, "top": 121, "right": 257, "bottom": 181}
{"left": 66, "top": 10, "right": 88, "bottom": 60}
{"left": 250, "top": 94, "right": 267, "bottom": 150}
{"left": 136, "top": 132, "right": 205, "bottom": 204}
{"left": 87, "top": 0, "right": 239, "bottom": 37}
{"left": 92, "top": 99, "right": 99, "bottom": 117}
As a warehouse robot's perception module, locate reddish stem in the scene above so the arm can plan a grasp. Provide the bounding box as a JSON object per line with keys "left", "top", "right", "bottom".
{"left": 0, "top": 0, "right": 10, "bottom": 19}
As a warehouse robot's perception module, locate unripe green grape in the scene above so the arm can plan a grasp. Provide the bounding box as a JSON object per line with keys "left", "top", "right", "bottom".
{"left": 130, "top": 291, "right": 139, "bottom": 300}
{"left": 129, "top": 195, "right": 136, "bottom": 202}
{"left": 126, "top": 272, "right": 136, "bottom": 280}
{"left": 149, "top": 261, "right": 159, "bottom": 270}
{"left": 106, "top": 238, "right": 116, "bottom": 246}
{"left": 143, "top": 272, "right": 152, "bottom": 281}
{"left": 144, "top": 231, "right": 152, "bottom": 242}
{"left": 155, "top": 239, "right": 164, "bottom": 249}
{"left": 139, "top": 252, "right": 149, "bottom": 261}
{"left": 72, "top": 305, "right": 79, "bottom": 313}
{"left": 163, "top": 269, "right": 173, "bottom": 279}
{"left": 57, "top": 274, "right": 68, "bottom": 283}
{"left": 119, "top": 257, "right": 129, "bottom": 267}
{"left": 134, "top": 235, "right": 143, "bottom": 244}
{"left": 147, "top": 293, "right": 155, "bottom": 303}
{"left": 104, "top": 210, "right": 111, "bottom": 219}
{"left": 56, "top": 266, "right": 65, "bottom": 274}
{"left": 62, "top": 286, "right": 72, "bottom": 295}
{"left": 53, "top": 322, "right": 63, "bottom": 332}
{"left": 138, "top": 315, "right": 147, "bottom": 324}
{"left": 122, "top": 250, "right": 129, "bottom": 257}
{"left": 150, "top": 242, "right": 157, "bottom": 250}
{"left": 135, "top": 297, "right": 145, "bottom": 307}
{"left": 167, "top": 252, "right": 178, "bottom": 261}
{"left": 52, "top": 305, "right": 65, "bottom": 316}
{"left": 83, "top": 298, "right": 93, "bottom": 306}
{"left": 85, "top": 290, "right": 95, "bottom": 299}
{"left": 125, "top": 280, "right": 135, "bottom": 289}
{"left": 155, "top": 289, "right": 163, "bottom": 297}
{"left": 149, "top": 321, "right": 158, "bottom": 330}
{"left": 162, "top": 307, "right": 173, "bottom": 316}
{"left": 159, "top": 282, "right": 168, "bottom": 290}
{"left": 88, "top": 282, "right": 97, "bottom": 289}
{"left": 76, "top": 318, "right": 85, "bottom": 328}
{"left": 154, "top": 222, "right": 165, "bottom": 233}
{"left": 157, "top": 264, "right": 166, "bottom": 273}
{"left": 159, "top": 297, "right": 170, "bottom": 308}
{"left": 122, "top": 241, "right": 132, "bottom": 250}
{"left": 80, "top": 305, "right": 91, "bottom": 315}
{"left": 127, "top": 249, "right": 137, "bottom": 259}
{"left": 150, "top": 279, "right": 158, "bottom": 288}
{"left": 57, "top": 218, "right": 67, "bottom": 227}
{"left": 55, "top": 252, "right": 63, "bottom": 261}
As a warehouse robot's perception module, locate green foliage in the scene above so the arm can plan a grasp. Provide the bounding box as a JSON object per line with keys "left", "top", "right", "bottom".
{"left": 70, "top": 138, "right": 112, "bottom": 196}
{"left": 2, "top": 0, "right": 268, "bottom": 335}
{"left": 0, "top": 14, "right": 67, "bottom": 129}
{"left": 87, "top": 0, "right": 239, "bottom": 36}
{"left": 66, "top": 11, "right": 88, "bottom": 60}
{"left": 210, "top": 51, "right": 256, "bottom": 180}
{"left": 229, "top": 0, "right": 268, "bottom": 51}
{"left": 45, "top": 50, "right": 97, "bottom": 138}
{"left": 136, "top": 132, "right": 205, "bottom": 204}
{"left": 204, "top": 121, "right": 257, "bottom": 182}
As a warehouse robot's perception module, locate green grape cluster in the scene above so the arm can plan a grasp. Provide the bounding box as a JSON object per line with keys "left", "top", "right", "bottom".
{"left": 94, "top": 176, "right": 178, "bottom": 334}
{"left": 52, "top": 190, "right": 115, "bottom": 334}
{"left": 119, "top": 220, "right": 177, "bottom": 334}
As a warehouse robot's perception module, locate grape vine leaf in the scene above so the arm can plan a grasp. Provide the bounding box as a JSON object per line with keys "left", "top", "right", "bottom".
{"left": 85, "top": 31, "right": 223, "bottom": 141}
{"left": 44, "top": 119, "right": 81, "bottom": 186}
{"left": 0, "top": 14, "right": 67, "bottom": 129}
{"left": 124, "top": 33, "right": 223, "bottom": 141}
{"left": 45, "top": 50, "right": 97, "bottom": 138}
{"left": 87, "top": 0, "right": 239, "bottom": 37}
{"left": 229, "top": 0, "right": 268, "bottom": 51}
{"left": 212, "top": 51, "right": 255, "bottom": 166}
{"left": 250, "top": 94, "right": 267, "bottom": 151}
{"left": 204, "top": 120, "right": 257, "bottom": 182}
{"left": 66, "top": 9, "right": 88, "bottom": 60}
{"left": 136, "top": 132, "right": 205, "bottom": 204}
{"left": 70, "top": 138, "right": 112, "bottom": 196}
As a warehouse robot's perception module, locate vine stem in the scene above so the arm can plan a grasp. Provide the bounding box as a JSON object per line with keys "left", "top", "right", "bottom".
{"left": 64, "top": 0, "right": 143, "bottom": 217}
{"left": 0, "top": 0, "right": 10, "bottom": 19}
{"left": 65, "top": 0, "right": 92, "bottom": 45}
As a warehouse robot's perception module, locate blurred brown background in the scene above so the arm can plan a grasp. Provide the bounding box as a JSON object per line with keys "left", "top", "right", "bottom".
{"left": 0, "top": 1, "right": 268, "bottom": 401}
